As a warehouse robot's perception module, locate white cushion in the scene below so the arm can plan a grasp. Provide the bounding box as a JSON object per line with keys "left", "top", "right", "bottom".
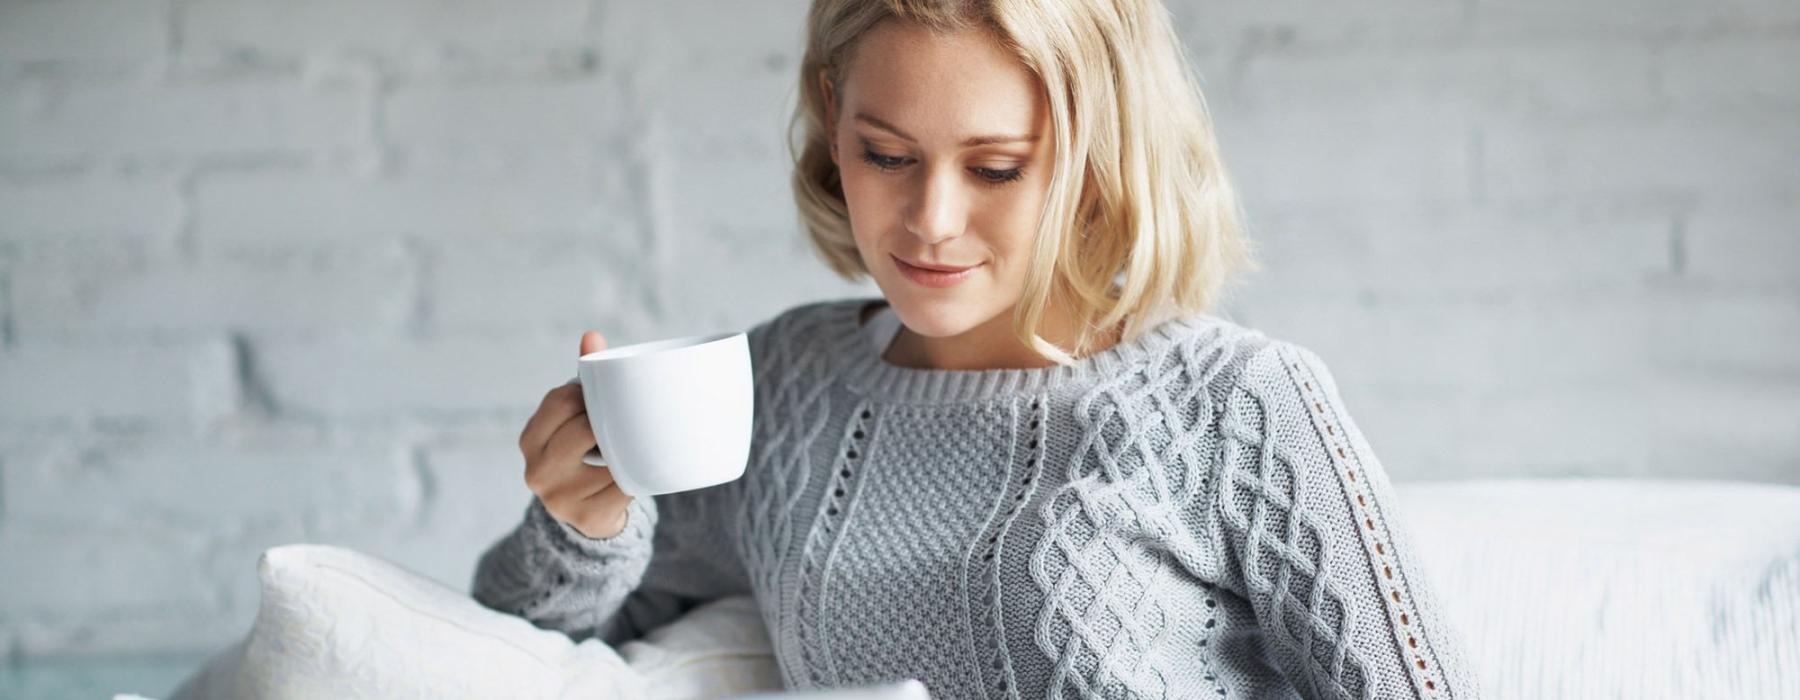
{"left": 155, "top": 479, "right": 1800, "bottom": 699}
{"left": 1395, "top": 478, "right": 1800, "bottom": 699}
{"left": 165, "top": 543, "right": 781, "bottom": 700}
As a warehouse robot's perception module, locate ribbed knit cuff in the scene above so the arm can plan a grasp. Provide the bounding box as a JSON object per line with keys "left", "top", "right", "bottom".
{"left": 528, "top": 493, "right": 658, "bottom": 563}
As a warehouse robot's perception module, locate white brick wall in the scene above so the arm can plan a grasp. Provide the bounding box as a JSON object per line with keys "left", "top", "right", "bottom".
{"left": 0, "top": 0, "right": 1794, "bottom": 663}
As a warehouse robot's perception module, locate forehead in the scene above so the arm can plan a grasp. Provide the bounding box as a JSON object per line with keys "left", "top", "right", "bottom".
{"left": 840, "top": 21, "right": 1045, "bottom": 139}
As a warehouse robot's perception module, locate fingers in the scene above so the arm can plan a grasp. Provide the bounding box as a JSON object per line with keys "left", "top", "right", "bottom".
{"left": 519, "top": 382, "right": 584, "bottom": 456}
{"left": 539, "top": 468, "right": 616, "bottom": 516}
{"left": 542, "top": 471, "right": 628, "bottom": 540}
{"left": 580, "top": 330, "right": 608, "bottom": 357}
{"left": 524, "top": 329, "right": 630, "bottom": 539}
{"left": 544, "top": 412, "right": 606, "bottom": 476}
{"left": 528, "top": 413, "right": 616, "bottom": 503}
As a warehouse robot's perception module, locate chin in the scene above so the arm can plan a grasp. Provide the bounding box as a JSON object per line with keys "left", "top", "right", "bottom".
{"left": 883, "top": 290, "right": 1005, "bottom": 340}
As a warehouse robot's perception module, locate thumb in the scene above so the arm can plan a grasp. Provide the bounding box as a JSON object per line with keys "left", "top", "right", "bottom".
{"left": 579, "top": 330, "right": 608, "bottom": 357}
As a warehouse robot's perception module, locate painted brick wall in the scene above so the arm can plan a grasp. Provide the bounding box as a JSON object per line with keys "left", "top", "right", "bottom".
{"left": 0, "top": 0, "right": 1794, "bottom": 661}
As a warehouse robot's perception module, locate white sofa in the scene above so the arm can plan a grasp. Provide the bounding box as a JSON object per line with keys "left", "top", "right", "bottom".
{"left": 130, "top": 478, "right": 1800, "bottom": 700}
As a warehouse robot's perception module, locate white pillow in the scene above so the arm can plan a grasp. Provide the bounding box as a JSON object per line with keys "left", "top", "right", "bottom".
{"left": 163, "top": 544, "right": 782, "bottom": 700}
{"left": 1395, "top": 478, "right": 1800, "bottom": 700}
{"left": 150, "top": 479, "right": 1800, "bottom": 700}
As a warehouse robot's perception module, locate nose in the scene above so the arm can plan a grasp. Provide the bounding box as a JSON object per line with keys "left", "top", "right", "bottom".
{"left": 903, "top": 164, "right": 967, "bottom": 245}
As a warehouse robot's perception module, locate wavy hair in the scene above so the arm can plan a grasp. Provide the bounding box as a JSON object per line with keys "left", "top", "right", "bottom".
{"left": 788, "top": 0, "right": 1257, "bottom": 364}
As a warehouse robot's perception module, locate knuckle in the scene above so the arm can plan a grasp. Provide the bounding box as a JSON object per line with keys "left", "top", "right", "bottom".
{"left": 523, "top": 463, "right": 549, "bottom": 494}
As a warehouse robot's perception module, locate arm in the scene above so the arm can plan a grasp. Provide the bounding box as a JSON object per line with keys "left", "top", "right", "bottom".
{"left": 470, "top": 493, "right": 661, "bottom": 645}
{"left": 1211, "top": 340, "right": 1481, "bottom": 699}
{"left": 471, "top": 476, "right": 753, "bottom": 646}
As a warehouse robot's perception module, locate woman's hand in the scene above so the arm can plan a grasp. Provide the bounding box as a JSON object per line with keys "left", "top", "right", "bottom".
{"left": 517, "top": 330, "right": 633, "bottom": 539}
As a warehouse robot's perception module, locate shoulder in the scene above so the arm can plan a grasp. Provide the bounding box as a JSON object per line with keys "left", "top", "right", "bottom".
{"left": 744, "top": 295, "right": 879, "bottom": 366}
{"left": 1157, "top": 313, "right": 1341, "bottom": 418}
{"left": 1184, "top": 322, "right": 1358, "bottom": 451}
{"left": 748, "top": 296, "right": 871, "bottom": 336}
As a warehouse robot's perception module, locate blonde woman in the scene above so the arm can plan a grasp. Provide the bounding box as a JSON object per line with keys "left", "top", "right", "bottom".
{"left": 476, "top": 1, "right": 1482, "bottom": 698}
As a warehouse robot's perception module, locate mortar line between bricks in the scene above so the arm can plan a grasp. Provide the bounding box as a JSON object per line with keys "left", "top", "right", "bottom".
{"left": 1468, "top": 129, "right": 1485, "bottom": 204}
{"left": 166, "top": 0, "right": 184, "bottom": 56}
{"left": 410, "top": 443, "right": 436, "bottom": 530}
{"left": 1668, "top": 215, "right": 1687, "bottom": 276}
{"left": 229, "top": 332, "right": 278, "bottom": 418}
{"left": 174, "top": 166, "right": 200, "bottom": 262}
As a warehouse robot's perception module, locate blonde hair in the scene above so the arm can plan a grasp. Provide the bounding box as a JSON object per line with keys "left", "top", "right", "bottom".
{"left": 788, "top": 0, "right": 1258, "bottom": 365}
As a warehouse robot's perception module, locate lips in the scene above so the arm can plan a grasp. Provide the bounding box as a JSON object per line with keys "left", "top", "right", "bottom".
{"left": 893, "top": 254, "right": 983, "bottom": 288}
{"left": 894, "top": 255, "right": 980, "bottom": 273}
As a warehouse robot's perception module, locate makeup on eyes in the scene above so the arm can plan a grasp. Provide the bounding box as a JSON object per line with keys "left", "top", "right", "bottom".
{"left": 856, "top": 140, "right": 1026, "bottom": 185}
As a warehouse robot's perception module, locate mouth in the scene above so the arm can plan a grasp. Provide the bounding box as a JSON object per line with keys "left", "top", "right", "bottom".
{"left": 893, "top": 255, "right": 981, "bottom": 273}
{"left": 893, "top": 254, "right": 984, "bottom": 288}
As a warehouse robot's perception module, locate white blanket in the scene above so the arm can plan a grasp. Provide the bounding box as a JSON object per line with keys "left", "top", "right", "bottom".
{"left": 144, "top": 477, "right": 1800, "bottom": 700}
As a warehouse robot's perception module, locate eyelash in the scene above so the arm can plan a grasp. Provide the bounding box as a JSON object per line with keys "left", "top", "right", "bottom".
{"left": 859, "top": 149, "right": 1025, "bottom": 187}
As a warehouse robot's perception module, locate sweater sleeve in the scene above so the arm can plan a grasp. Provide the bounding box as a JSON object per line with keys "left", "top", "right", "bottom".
{"left": 469, "top": 492, "right": 661, "bottom": 645}
{"left": 1210, "top": 340, "right": 1481, "bottom": 700}
{"left": 471, "top": 474, "right": 754, "bottom": 646}
{"left": 472, "top": 316, "right": 776, "bottom": 645}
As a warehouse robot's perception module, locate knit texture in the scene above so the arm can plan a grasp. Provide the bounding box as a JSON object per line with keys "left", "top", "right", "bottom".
{"left": 472, "top": 297, "right": 1483, "bottom": 699}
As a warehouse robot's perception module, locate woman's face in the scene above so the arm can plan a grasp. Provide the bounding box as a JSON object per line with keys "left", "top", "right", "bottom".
{"left": 823, "top": 19, "right": 1054, "bottom": 342}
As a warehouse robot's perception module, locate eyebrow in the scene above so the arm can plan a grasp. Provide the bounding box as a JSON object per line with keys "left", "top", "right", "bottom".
{"left": 853, "top": 113, "right": 1036, "bottom": 147}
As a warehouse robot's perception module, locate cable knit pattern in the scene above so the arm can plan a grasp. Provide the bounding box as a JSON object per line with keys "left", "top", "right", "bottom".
{"left": 471, "top": 296, "right": 1482, "bottom": 699}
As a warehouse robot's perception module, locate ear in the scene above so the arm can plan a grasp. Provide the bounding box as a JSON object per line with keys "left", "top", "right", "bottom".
{"left": 818, "top": 69, "right": 839, "bottom": 165}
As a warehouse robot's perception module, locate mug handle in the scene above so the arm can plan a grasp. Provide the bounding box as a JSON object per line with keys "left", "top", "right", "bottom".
{"left": 582, "top": 447, "right": 608, "bottom": 467}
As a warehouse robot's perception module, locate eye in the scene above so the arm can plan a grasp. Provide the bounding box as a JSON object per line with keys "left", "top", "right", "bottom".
{"left": 859, "top": 149, "right": 1027, "bottom": 188}
{"left": 859, "top": 149, "right": 908, "bottom": 171}
{"left": 972, "top": 166, "right": 1025, "bottom": 185}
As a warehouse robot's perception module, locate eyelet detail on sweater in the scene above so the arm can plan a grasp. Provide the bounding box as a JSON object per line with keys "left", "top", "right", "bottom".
{"left": 795, "top": 400, "right": 881, "bottom": 688}
{"left": 826, "top": 404, "right": 874, "bottom": 520}
{"left": 1288, "top": 352, "right": 1446, "bottom": 697}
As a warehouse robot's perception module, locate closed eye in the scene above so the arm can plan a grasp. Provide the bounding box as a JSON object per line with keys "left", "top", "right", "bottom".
{"left": 861, "top": 150, "right": 908, "bottom": 170}
{"left": 859, "top": 149, "right": 1025, "bottom": 187}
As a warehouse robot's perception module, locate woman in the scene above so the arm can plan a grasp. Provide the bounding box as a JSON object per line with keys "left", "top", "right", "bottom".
{"left": 475, "top": 1, "right": 1482, "bottom": 698}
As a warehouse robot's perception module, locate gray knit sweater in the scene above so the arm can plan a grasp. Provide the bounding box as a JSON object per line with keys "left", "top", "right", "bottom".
{"left": 472, "top": 297, "right": 1481, "bottom": 699}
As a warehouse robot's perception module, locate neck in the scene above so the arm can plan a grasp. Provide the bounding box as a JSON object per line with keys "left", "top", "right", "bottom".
{"left": 882, "top": 300, "right": 1123, "bottom": 371}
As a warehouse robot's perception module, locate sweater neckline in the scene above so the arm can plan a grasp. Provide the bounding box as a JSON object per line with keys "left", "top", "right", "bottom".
{"left": 823, "top": 297, "right": 1222, "bottom": 404}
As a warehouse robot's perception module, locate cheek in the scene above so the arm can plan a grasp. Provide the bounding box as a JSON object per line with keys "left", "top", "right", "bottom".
{"left": 981, "top": 191, "right": 1047, "bottom": 251}
{"left": 837, "top": 169, "right": 897, "bottom": 241}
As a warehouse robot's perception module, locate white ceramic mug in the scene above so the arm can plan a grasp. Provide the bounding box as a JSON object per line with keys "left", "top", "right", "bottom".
{"left": 573, "top": 331, "right": 754, "bottom": 497}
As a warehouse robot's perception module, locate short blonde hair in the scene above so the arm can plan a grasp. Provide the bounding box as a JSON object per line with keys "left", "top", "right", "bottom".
{"left": 788, "top": 0, "right": 1258, "bottom": 365}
